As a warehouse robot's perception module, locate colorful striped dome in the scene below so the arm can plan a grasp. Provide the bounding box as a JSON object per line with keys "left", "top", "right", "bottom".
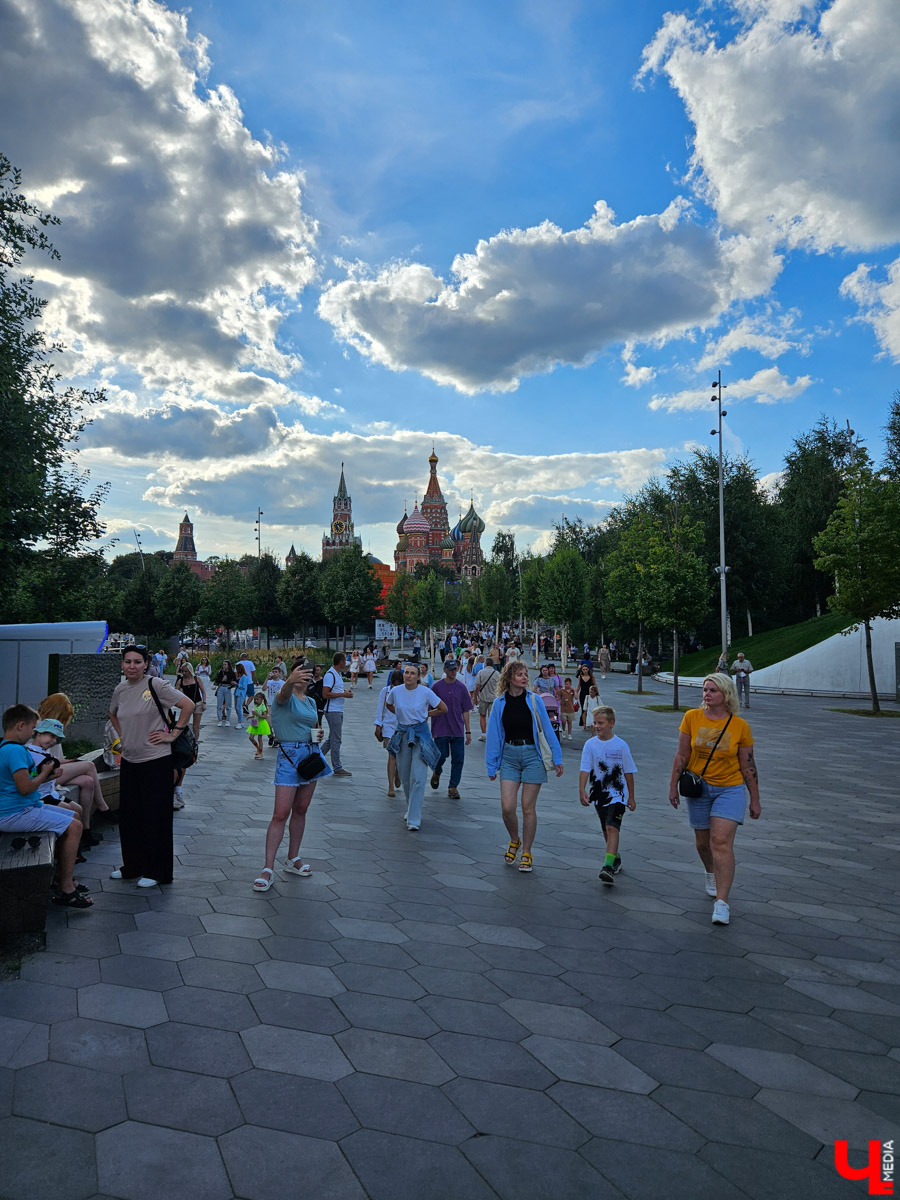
{"left": 403, "top": 504, "right": 430, "bottom": 534}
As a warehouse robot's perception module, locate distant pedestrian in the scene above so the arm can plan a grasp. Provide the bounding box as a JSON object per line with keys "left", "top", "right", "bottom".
{"left": 730, "top": 653, "right": 753, "bottom": 709}
{"left": 321, "top": 653, "right": 353, "bottom": 776}
{"left": 430, "top": 658, "right": 473, "bottom": 799}
{"left": 374, "top": 668, "right": 404, "bottom": 796}
{"left": 628, "top": 640, "right": 638, "bottom": 674}
{"left": 597, "top": 645, "right": 611, "bottom": 678}
{"left": 474, "top": 657, "right": 501, "bottom": 742}
{"left": 363, "top": 647, "right": 377, "bottom": 689}
{"left": 247, "top": 693, "right": 271, "bottom": 760}
{"left": 233, "top": 663, "right": 251, "bottom": 730}
{"left": 214, "top": 660, "right": 237, "bottom": 726}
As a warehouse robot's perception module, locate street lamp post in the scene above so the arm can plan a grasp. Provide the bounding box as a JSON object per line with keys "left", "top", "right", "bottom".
{"left": 133, "top": 529, "right": 145, "bottom": 571}
{"left": 710, "top": 371, "right": 729, "bottom": 660}
{"left": 253, "top": 508, "right": 264, "bottom": 558}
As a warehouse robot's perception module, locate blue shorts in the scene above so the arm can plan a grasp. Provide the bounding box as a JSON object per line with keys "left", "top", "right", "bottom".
{"left": 273, "top": 741, "right": 333, "bottom": 787}
{"left": 499, "top": 743, "right": 546, "bottom": 785}
{"left": 686, "top": 780, "right": 747, "bottom": 828}
{"left": 0, "top": 804, "right": 75, "bottom": 834}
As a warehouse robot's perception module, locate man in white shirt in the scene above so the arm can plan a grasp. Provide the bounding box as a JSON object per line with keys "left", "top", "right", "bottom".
{"left": 321, "top": 652, "right": 353, "bottom": 776}
{"left": 730, "top": 653, "right": 753, "bottom": 709}
{"left": 473, "top": 660, "right": 501, "bottom": 742}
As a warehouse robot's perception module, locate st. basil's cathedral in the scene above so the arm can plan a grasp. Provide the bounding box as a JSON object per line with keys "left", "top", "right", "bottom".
{"left": 393, "top": 450, "right": 485, "bottom": 578}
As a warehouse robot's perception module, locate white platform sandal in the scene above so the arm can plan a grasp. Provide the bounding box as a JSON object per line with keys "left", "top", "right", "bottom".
{"left": 253, "top": 867, "right": 274, "bottom": 892}
{"left": 283, "top": 856, "right": 312, "bottom": 877}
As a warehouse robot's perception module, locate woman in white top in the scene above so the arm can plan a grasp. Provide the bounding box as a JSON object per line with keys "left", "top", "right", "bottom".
{"left": 374, "top": 668, "right": 404, "bottom": 795}
{"left": 386, "top": 664, "right": 446, "bottom": 830}
{"left": 349, "top": 650, "right": 361, "bottom": 686}
{"left": 363, "top": 647, "right": 377, "bottom": 689}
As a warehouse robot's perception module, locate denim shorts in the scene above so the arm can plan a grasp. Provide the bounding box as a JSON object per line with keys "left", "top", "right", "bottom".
{"left": 499, "top": 743, "right": 546, "bottom": 784}
{"left": 686, "top": 780, "right": 747, "bottom": 828}
{"left": 273, "top": 741, "right": 333, "bottom": 787}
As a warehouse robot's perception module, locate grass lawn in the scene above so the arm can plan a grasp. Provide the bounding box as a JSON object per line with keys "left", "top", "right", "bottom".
{"left": 662, "top": 613, "right": 849, "bottom": 676}
{"left": 828, "top": 708, "right": 900, "bottom": 718}
{"left": 643, "top": 704, "right": 692, "bottom": 713}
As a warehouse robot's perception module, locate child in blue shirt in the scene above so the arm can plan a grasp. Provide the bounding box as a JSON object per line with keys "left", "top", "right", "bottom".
{"left": 0, "top": 704, "right": 92, "bottom": 908}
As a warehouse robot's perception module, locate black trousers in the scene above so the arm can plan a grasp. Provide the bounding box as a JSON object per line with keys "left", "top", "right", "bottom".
{"left": 119, "top": 755, "right": 174, "bottom": 884}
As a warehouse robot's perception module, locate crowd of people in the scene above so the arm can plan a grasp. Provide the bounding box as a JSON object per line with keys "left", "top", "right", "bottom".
{"left": 0, "top": 630, "right": 761, "bottom": 929}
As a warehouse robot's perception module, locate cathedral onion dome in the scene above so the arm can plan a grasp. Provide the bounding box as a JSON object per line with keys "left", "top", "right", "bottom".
{"left": 428, "top": 448, "right": 439, "bottom": 464}
{"left": 440, "top": 533, "right": 454, "bottom": 549}
{"left": 450, "top": 521, "right": 464, "bottom": 542}
{"left": 396, "top": 533, "right": 408, "bottom": 551}
{"left": 396, "top": 510, "right": 408, "bottom": 536}
{"left": 403, "top": 504, "right": 430, "bottom": 534}
{"left": 458, "top": 501, "right": 485, "bottom": 535}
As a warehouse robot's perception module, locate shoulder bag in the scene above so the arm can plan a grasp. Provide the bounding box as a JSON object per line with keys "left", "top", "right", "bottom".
{"left": 678, "top": 714, "right": 732, "bottom": 799}
{"left": 148, "top": 679, "right": 198, "bottom": 770}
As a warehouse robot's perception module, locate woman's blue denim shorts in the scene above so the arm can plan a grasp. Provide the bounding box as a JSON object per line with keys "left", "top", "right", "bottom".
{"left": 273, "top": 741, "right": 333, "bottom": 787}
{"left": 499, "top": 742, "right": 547, "bottom": 785}
{"left": 686, "top": 780, "right": 746, "bottom": 828}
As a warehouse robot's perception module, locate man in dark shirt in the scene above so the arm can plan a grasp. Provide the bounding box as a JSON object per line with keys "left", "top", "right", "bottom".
{"left": 430, "top": 660, "right": 473, "bottom": 799}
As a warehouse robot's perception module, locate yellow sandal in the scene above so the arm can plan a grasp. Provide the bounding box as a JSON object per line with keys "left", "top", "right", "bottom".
{"left": 518, "top": 852, "right": 533, "bottom": 873}
{"left": 504, "top": 838, "right": 521, "bottom": 864}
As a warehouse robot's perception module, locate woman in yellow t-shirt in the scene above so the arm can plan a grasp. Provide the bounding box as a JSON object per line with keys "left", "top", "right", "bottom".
{"left": 668, "top": 672, "right": 760, "bottom": 927}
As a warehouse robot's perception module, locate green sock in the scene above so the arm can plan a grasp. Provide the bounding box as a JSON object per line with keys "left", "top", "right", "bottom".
{"left": 604, "top": 852, "right": 616, "bottom": 867}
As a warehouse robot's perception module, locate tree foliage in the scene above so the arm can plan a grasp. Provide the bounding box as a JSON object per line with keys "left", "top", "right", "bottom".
{"left": 0, "top": 155, "right": 107, "bottom": 618}
{"left": 247, "top": 553, "right": 283, "bottom": 646}
{"left": 198, "top": 559, "right": 252, "bottom": 648}
{"left": 277, "top": 553, "right": 322, "bottom": 639}
{"left": 153, "top": 561, "right": 204, "bottom": 640}
{"left": 319, "top": 546, "right": 381, "bottom": 633}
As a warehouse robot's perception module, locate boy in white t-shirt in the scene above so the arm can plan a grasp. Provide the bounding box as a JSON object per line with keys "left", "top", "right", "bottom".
{"left": 579, "top": 706, "right": 636, "bottom": 886}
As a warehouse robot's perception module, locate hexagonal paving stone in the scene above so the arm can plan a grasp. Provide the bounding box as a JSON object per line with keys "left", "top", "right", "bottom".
{"left": 232, "top": 1069, "right": 359, "bottom": 1140}
{"left": 255, "top": 960, "right": 345, "bottom": 997}
{"left": 241, "top": 1024, "right": 353, "bottom": 1080}
{"left": 96, "top": 1120, "right": 232, "bottom": 1200}
{"left": 49, "top": 1017, "right": 150, "bottom": 1074}
{"left": 163, "top": 985, "right": 259, "bottom": 1031}
{"left": 77, "top": 983, "right": 168, "bottom": 1028}
{"left": 146, "top": 1022, "right": 251, "bottom": 1077}
{"left": 337, "top": 1028, "right": 455, "bottom": 1085}
{"left": 118, "top": 932, "right": 196, "bottom": 961}
{"left": 123, "top": 1065, "right": 243, "bottom": 1136}
{"left": 13, "top": 1060, "right": 126, "bottom": 1132}
{"left": 219, "top": 1124, "right": 366, "bottom": 1200}
{"left": 0, "top": 1115, "right": 97, "bottom": 1200}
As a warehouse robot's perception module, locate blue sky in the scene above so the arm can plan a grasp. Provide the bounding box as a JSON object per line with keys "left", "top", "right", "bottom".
{"left": 1, "top": 0, "right": 898, "bottom": 565}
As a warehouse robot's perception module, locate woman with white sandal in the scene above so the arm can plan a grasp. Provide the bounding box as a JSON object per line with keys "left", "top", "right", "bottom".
{"left": 252, "top": 660, "right": 332, "bottom": 892}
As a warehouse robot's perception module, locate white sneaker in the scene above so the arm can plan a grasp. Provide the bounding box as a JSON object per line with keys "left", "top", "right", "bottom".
{"left": 173, "top": 794, "right": 185, "bottom": 811}
{"left": 478, "top": 735, "right": 486, "bottom": 742}
{"left": 235, "top": 723, "right": 243, "bottom": 730}
{"left": 224, "top": 721, "right": 230, "bottom": 727}
{"left": 712, "top": 899, "right": 730, "bottom": 925}
{"left": 217, "top": 720, "right": 224, "bottom": 727}
{"left": 704, "top": 872, "right": 717, "bottom": 898}
{"left": 109, "top": 868, "right": 123, "bottom": 880}
{"left": 137, "top": 877, "right": 159, "bottom": 888}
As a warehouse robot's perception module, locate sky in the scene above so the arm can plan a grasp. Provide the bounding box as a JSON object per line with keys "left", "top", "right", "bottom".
{"left": 2, "top": 0, "right": 899, "bottom": 566}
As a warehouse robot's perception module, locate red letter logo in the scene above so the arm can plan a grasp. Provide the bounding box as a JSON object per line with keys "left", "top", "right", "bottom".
{"left": 835, "top": 1142, "right": 893, "bottom": 1195}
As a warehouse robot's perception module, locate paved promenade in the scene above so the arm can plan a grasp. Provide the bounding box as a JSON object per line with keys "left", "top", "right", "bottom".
{"left": 1, "top": 674, "right": 898, "bottom": 1199}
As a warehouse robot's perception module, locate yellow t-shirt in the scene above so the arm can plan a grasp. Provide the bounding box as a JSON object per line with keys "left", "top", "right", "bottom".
{"left": 679, "top": 709, "right": 753, "bottom": 788}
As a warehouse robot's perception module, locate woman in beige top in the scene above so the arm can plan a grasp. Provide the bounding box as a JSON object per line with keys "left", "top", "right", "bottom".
{"left": 108, "top": 646, "right": 194, "bottom": 888}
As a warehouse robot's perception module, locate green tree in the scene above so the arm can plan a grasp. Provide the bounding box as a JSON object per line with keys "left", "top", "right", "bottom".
{"left": 247, "top": 553, "right": 283, "bottom": 648}
{"left": 198, "top": 559, "right": 252, "bottom": 651}
{"left": 883, "top": 390, "right": 900, "bottom": 479}
{"left": 605, "top": 517, "right": 656, "bottom": 694}
{"left": 0, "top": 156, "right": 107, "bottom": 619}
{"left": 813, "top": 454, "right": 900, "bottom": 713}
{"left": 153, "top": 561, "right": 203, "bottom": 640}
{"left": 412, "top": 560, "right": 457, "bottom": 583}
{"left": 319, "top": 546, "right": 381, "bottom": 648}
{"left": 540, "top": 547, "right": 587, "bottom": 670}
{"left": 776, "top": 417, "right": 856, "bottom": 622}
{"left": 385, "top": 570, "right": 414, "bottom": 652}
{"left": 409, "top": 570, "right": 445, "bottom": 667}
{"left": 480, "top": 562, "right": 514, "bottom": 640}
{"left": 551, "top": 515, "right": 608, "bottom": 564}
{"left": 519, "top": 555, "right": 545, "bottom": 643}
{"left": 277, "top": 553, "right": 322, "bottom": 645}
{"left": 491, "top": 531, "right": 518, "bottom": 573}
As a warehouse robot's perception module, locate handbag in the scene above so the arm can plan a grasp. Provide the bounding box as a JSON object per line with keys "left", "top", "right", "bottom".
{"left": 679, "top": 714, "right": 732, "bottom": 798}
{"left": 148, "top": 680, "right": 198, "bottom": 770}
{"left": 275, "top": 739, "right": 325, "bottom": 782}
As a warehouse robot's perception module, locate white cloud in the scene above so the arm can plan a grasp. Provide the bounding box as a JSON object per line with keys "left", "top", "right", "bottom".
{"left": 620, "top": 343, "right": 657, "bottom": 388}
{"left": 840, "top": 257, "right": 900, "bottom": 362}
{"left": 696, "top": 309, "right": 809, "bottom": 371}
{"left": 639, "top": 0, "right": 900, "bottom": 252}
{"left": 0, "top": 0, "right": 317, "bottom": 409}
{"left": 649, "top": 367, "right": 814, "bottom": 413}
{"left": 319, "top": 199, "right": 779, "bottom": 394}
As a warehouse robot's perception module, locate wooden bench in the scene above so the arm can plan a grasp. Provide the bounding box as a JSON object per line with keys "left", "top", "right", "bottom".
{"left": 0, "top": 831, "right": 58, "bottom": 942}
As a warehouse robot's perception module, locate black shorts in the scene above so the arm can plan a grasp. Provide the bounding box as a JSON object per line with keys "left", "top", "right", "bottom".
{"left": 595, "top": 801, "right": 626, "bottom": 833}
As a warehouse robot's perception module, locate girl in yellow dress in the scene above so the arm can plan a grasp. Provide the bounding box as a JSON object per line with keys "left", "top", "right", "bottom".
{"left": 247, "top": 694, "right": 272, "bottom": 760}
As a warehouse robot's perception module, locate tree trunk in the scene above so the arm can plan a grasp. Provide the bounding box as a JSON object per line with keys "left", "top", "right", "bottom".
{"left": 636, "top": 621, "right": 644, "bottom": 695}
{"left": 561, "top": 624, "right": 568, "bottom": 673}
{"left": 672, "top": 625, "right": 679, "bottom": 710}
{"left": 864, "top": 618, "right": 880, "bottom": 713}
{"left": 746, "top": 608, "right": 753, "bottom": 639}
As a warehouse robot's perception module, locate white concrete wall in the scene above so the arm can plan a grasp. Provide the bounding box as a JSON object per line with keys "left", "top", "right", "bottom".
{"left": 749, "top": 616, "right": 900, "bottom": 698}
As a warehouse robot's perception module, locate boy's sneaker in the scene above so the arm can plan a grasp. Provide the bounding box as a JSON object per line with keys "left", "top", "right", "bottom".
{"left": 235, "top": 723, "right": 243, "bottom": 730}
{"left": 217, "top": 720, "right": 224, "bottom": 727}
{"left": 712, "top": 900, "right": 730, "bottom": 925}
{"left": 612, "top": 856, "right": 623, "bottom": 874}
{"left": 704, "top": 871, "right": 717, "bottom": 897}
{"left": 598, "top": 864, "right": 615, "bottom": 885}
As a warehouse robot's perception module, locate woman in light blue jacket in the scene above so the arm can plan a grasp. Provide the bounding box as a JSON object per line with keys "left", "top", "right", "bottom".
{"left": 486, "top": 661, "right": 563, "bottom": 873}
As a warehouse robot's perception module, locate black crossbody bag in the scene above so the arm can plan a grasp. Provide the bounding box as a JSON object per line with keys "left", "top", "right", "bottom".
{"left": 148, "top": 680, "right": 198, "bottom": 770}
{"left": 679, "top": 714, "right": 732, "bottom": 799}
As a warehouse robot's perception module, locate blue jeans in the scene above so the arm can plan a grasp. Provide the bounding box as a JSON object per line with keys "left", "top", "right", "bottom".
{"left": 216, "top": 687, "right": 232, "bottom": 722}
{"left": 433, "top": 736, "right": 465, "bottom": 788}
{"left": 396, "top": 739, "right": 429, "bottom": 828}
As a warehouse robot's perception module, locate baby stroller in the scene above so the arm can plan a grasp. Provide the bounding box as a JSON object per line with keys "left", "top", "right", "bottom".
{"left": 539, "top": 692, "right": 561, "bottom": 735}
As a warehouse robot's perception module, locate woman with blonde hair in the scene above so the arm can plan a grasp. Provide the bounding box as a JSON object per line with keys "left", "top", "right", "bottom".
{"left": 37, "top": 694, "right": 110, "bottom": 849}
{"left": 668, "top": 672, "right": 760, "bottom": 926}
{"left": 485, "top": 660, "right": 563, "bottom": 873}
